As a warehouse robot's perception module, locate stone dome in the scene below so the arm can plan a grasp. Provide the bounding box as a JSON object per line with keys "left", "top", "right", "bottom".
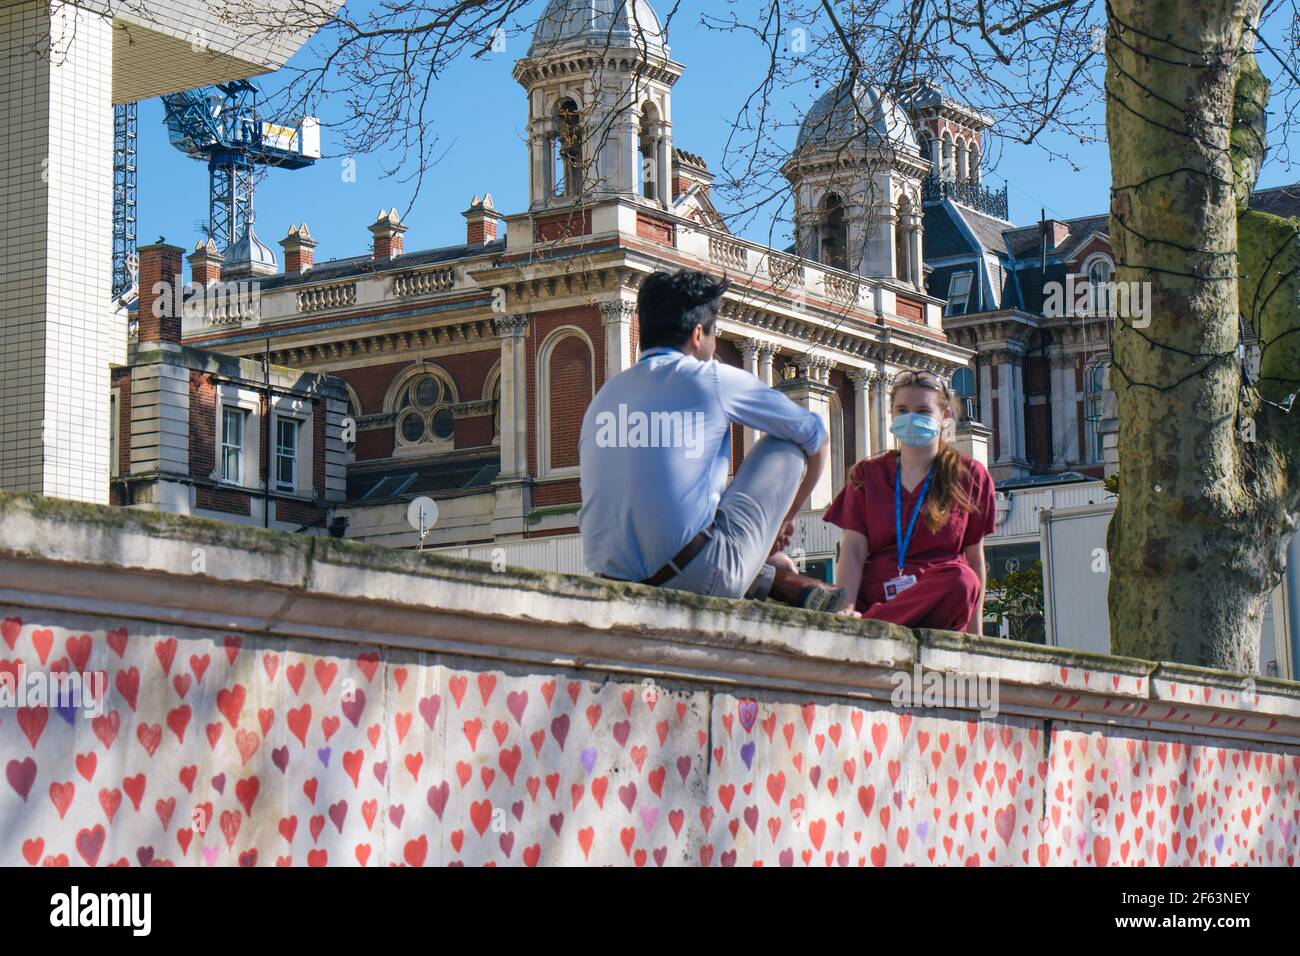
{"left": 222, "top": 225, "right": 278, "bottom": 277}
{"left": 796, "top": 77, "right": 919, "bottom": 154}
{"left": 528, "top": 0, "right": 667, "bottom": 57}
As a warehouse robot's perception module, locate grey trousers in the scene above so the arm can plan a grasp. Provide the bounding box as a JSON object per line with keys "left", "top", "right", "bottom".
{"left": 661, "top": 436, "right": 806, "bottom": 600}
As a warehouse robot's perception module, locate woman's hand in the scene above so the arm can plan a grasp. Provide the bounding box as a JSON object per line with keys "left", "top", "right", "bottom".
{"left": 838, "top": 605, "right": 863, "bottom": 619}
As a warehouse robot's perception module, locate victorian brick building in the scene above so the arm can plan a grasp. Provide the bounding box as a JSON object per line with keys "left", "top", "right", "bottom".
{"left": 172, "top": 0, "right": 977, "bottom": 551}
{"left": 112, "top": 241, "right": 348, "bottom": 531}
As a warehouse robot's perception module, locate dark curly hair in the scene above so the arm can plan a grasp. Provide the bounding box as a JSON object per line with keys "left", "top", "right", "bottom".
{"left": 637, "top": 270, "right": 730, "bottom": 349}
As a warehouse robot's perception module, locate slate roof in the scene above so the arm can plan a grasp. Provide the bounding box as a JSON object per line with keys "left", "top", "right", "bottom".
{"left": 1249, "top": 183, "right": 1300, "bottom": 217}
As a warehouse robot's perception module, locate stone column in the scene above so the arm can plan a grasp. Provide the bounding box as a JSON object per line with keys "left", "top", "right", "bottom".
{"left": 758, "top": 342, "right": 778, "bottom": 387}
{"left": 777, "top": 360, "right": 836, "bottom": 510}
{"left": 1010, "top": 357, "right": 1027, "bottom": 462}
{"left": 600, "top": 300, "right": 636, "bottom": 381}
{"left": 989, "top": 347, "right": 1027, "bottom": 473}
{"left": 871, "top": 368, "right": 894, "bottom": 454}
{"left": 847, "top": 369, "right": 872, "bottom": 462}
{"left": 907, "top": 209, "right": 924, "bottom": 286}
{"left": 604, "top": 113, "right": 641, "bottom": 197}
{"left": 492, "top": 314, "right": 532, "bottom": 538}
{"left": 531, "top": 116, "right": 555, "bottom": 206}
{"left": 738, "top": 338, "right": 763, "bottom": 453}
{"left": 1049, "top": 352, "right": 1076, "bottom": 466}
{"left": 875, "top": 207, "right": 896, "bottom": 279}
{"left": 978, "top": 358, "right": 995, "bottom": 441}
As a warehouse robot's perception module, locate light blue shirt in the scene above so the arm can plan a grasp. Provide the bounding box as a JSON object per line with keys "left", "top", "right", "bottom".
{"left": 579, "top": 347, "right": 827, "bottom": 580}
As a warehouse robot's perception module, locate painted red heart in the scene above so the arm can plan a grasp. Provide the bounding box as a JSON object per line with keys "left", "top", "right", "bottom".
{"left": 75, "top": 824, "right": 106, "bottom": 866}
{"left": 7, "top": 757, "right": 37, "bottom": 800}
{"left": 216, "top": 684, "right": 246, "bottom": 729}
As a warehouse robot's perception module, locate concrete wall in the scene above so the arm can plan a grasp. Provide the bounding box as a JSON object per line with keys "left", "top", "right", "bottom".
{"left": 1, "top": 491, "right": 1299, "bottom": 866}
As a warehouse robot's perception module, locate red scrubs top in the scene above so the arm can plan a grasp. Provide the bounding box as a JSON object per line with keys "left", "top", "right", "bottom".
{"left": 824, "top": 451, "right": 997, "bottom": 631}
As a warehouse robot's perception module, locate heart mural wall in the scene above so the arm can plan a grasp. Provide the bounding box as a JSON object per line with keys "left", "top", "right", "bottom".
{"left": 1, "top": 493, "right": 1297, "bottom": 867}
{"left": 3, "top": 608, "right": 1298, "bottom": 866}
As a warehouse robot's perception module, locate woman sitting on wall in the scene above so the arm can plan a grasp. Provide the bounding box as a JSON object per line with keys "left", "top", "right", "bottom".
{"left": 825, "top": 369, "right": 996, "bottom": 633}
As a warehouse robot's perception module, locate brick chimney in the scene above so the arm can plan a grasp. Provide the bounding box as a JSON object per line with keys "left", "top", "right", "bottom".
{"left": 137, "top": 240, "right": 185, "bottom": 345}
{"left": 1040, "top": 216, "right": 1071, "bottom": 251}
{"left": 369, "top": 209, "right": 407, "bottom": 262}
{"left": 672, "top": 148, "right": 714, "bottom": 201}
{"left": 188, "top": 238, "right": 223, "bottom": 286}
{"left": 279, "top": 223, "right": 317, "bottom": 273}
{"left": 462, "top": 194, "right": 504, "bottom": 246}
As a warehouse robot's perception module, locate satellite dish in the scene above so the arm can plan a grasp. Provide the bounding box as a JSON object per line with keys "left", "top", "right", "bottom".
{"left": 407, "top": 496, "right": 438, "bottom": 533}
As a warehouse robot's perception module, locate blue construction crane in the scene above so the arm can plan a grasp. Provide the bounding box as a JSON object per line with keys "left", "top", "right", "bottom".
{"left": 159, "top": 79, "right": 320, "bottom": 255}
{"left": 112, "top": 102, "right": 138, "bottom": 299}
{"left": 111, "top": 81, "right": 320, "bottom": 297}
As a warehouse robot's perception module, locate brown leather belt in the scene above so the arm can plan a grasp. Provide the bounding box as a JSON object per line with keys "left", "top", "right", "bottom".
{"left": 600, "top": 524, "right": 715, "bottom": 587}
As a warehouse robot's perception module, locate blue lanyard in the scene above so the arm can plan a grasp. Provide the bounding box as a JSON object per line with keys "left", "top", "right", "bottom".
{"left": 894, "top": 460, "right": 934, "bottom": 575}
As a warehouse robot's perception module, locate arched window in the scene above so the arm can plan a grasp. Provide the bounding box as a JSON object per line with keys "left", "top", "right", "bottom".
{"left": 941, "top": 132, "right": 955, "bottom": 182}
{"left": 483, "top": 362, "right": 502, "bottom": 444}
{"left": 553, "top": 97, "right": 582, "bottom": 198}
{"left": 1084, "top": 254, "right": 1114, "bottom": 315}
{"left": 955, "top": 138, "right": 968, "bottom": 181}
{"left": 967, "top": 143, "right": 980, "bottom": 183}
{"left": 819, "top": 193, "right": 848, "bottom": 271}
{"left": 388, "top": 364, "right": 459, "bottom": 455}
{"left": 493, "top": 378, "right": 502, "bottom": 439}
{"left": 343, "top": 385, "right": 362, "bottom": 465}
{"left": 639, "top": 103, "right": 660, "bottom": 201}
{"left": 537, "top": 328, "right": 595, "bottom": 476}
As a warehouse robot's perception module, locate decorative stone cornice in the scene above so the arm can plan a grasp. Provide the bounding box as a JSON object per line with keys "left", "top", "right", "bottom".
{"left": 356, "top": 412, "right": 397, "bottom": 431}
{"left": 265, "top": 317, "right": 498, "bottom": 369}
{"left": 512, "top": 49, "right": 684, "bottom": 90}
{"left": 451, "top": 399, "right": 496, "bottom": 420}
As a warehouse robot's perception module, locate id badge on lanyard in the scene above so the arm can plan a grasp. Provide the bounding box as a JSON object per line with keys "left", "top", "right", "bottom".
{"left": 884, "top": 461, "right": 933, "bottom": 601}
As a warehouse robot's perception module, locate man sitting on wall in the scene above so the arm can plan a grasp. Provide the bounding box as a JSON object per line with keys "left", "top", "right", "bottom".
{"left": 579, "top": 269, "right": 846, "bottom": 611}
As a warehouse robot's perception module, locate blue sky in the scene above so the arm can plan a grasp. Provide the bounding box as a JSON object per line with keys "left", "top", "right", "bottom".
{"left": 133, "top": 0, "right": 1300, "bottom": 268}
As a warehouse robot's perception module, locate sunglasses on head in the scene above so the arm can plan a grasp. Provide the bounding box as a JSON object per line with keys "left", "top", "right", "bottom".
{"left": 893, "top": 370, "right": 951, "bottom": 396}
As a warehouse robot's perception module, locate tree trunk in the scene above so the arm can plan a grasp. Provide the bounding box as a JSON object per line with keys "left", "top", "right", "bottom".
{"left": 1105, "top": 0, "right": 1299, "bottom": 671}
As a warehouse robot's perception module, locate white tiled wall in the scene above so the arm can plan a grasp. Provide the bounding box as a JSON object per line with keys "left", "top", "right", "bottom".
{"left": 2, "top": 1, "right": 55, "bottom": 496}
{"left": 1, "top": 1, "right": 116, "bottom": 503}
{"left": 2, "top": 0, "right": 329, "bottom": 504}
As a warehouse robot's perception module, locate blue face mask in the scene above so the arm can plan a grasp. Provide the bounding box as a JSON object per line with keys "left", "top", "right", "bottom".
{"left": 890, "top": 412, "right": 942, "bottom": 447}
